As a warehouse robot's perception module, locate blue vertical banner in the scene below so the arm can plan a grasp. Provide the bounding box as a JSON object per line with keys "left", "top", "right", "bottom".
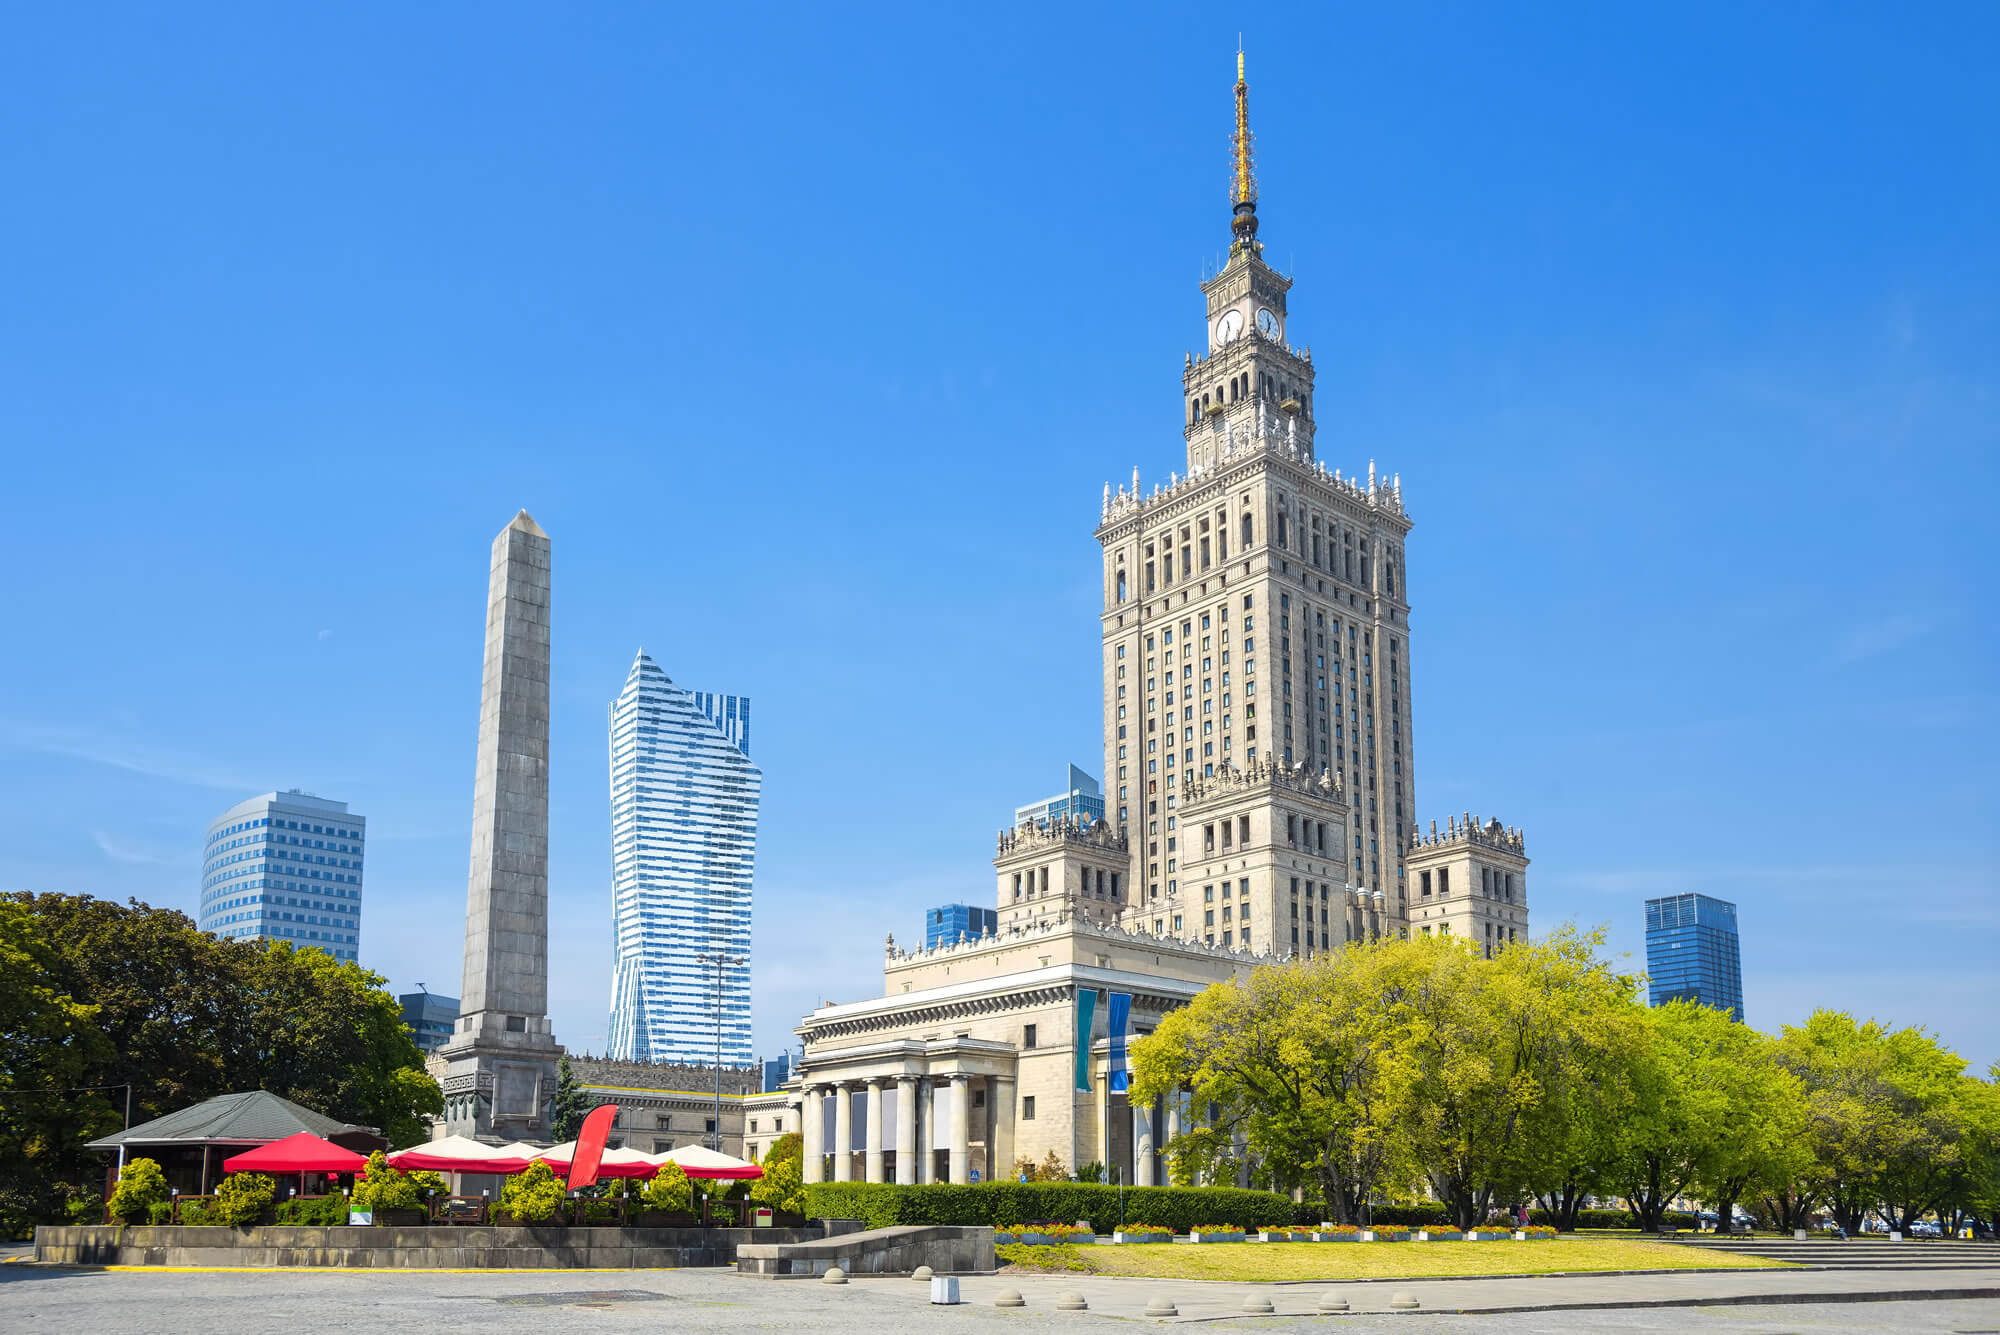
{"left": 1073, "top": 988, "right": 1097, "bottom": 1091}
{"left": 1107, "top": 992, "right": 1132, "bottom": 1093}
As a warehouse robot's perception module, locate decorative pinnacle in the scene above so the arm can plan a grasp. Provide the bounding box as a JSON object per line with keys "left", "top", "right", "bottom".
{"left": 1230, "top": 48, "right": 1260, "bottom": 256}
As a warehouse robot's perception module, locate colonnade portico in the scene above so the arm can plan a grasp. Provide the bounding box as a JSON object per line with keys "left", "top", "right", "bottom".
{"left": 796, "top": 1038, "right": 1014, "bottom": 1186}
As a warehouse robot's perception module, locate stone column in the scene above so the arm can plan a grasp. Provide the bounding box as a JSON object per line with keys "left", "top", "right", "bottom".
{"left": 1164, "top": 1092, "right": 1182, "bottom": 1184}
{"left": 949, "top": 1074, "right": 971, "bottom": 1184}
{"left": 1134, "top": 1096, "right": 1155, "bottom": 1187}
{"left": 895, "top": 1077, "right": 919, "bottom": 1186}
{"left": 990, "top": 1074, "right": 1016, "bottom": 1183}
{"left": 801, "top": 1085, "right": 824, "bottom": 1185}
{"left": 864, "top": 1080, "right": 886, "bottom": 1184}
{"left": 831, "top": 1083, "right": 853, "bottom": 1182}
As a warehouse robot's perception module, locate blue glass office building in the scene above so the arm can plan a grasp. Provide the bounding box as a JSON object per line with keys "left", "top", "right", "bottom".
{"left": 1644, "top": 893, "right": 1744, "bottom": 1022}
{"left": 1013, "top": 763, "right": 1106, "bottom": 830}
{"left": 199, "top": 790, "right": 365, "bottom": 961}
{"left": 399, "top": 991, "right": 460, "bottom": 1054}
{"left": 605, "top": 651, "right": 761, "bottom": 1064}
{"left": 926, "top": 903, "right": 998, "bottom": 948}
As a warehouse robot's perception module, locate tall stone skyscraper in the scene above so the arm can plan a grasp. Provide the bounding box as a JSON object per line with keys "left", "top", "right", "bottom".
{"left": 1098, "top": 54, "right": 1415, "bottom": 952}
{"left": 604, "top": 651, "right": 760, "bottom": 1064}
{"left": 439, "top": 510, "right": 564, "bottom": 1140}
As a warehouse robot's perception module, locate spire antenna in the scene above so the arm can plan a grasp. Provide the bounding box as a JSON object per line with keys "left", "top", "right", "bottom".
{"left": 1230, "top": 48, "right": 1260, "bottom": 258}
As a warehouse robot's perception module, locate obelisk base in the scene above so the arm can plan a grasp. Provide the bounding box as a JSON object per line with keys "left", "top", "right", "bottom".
{"left": 437, "top": 1012, "right": 564, "bottom": 1142}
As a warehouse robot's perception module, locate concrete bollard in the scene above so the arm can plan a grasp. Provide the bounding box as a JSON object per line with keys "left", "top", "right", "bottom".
{"left": 1318, "top": 1292, "right": 1350, "bottom": 1313}
{"left": 1143, "top": 1295, "right": 1179, "bottom": 1317}
{"left": 1389, "top": 1292, "right": 1420, "bottom": 1310}
{"left": 993, "top": 1289, "right": 1025, "bottom": 1308}
{"left": 911, "top": 1265, "right": 934, "bottom": 1282}
{"left": 1055, "top": 1291, "right": 1089, "bottom": 1311}
{"left": 1241, "top": 1293, "right": 1276, "bottom": 1314}
{"left": 822, "top": 1266, "right": 848, "bottom": 1285}
{"left": 929, "top": 1276, "right": 962, "bottom": 1305}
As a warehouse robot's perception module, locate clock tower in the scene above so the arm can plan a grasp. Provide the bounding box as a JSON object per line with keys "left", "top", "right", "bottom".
{"left": 1182, "top": 53, "right": 1318, "bottom": 476}
{"left": 1098, "top": 51, "right": 1417, "bottom": 956}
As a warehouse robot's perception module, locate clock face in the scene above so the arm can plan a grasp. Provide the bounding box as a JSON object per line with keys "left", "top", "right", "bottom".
{"left": 1256, "top": 307, "right": 1280, "bottom": 339}
{"left": 1215, "top": 310, "right": 1245, "bottom": 345}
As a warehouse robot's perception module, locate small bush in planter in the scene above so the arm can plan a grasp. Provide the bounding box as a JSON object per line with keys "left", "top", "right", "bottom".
{"left": 498, "top": 1161, "right": 566, "bottom": 1224}
{"left": 212, "top": 1174, "right": 276, "bottom": 1226}
{"left": 352, "top": 1151, "right": 424, "bottom": 1219}
{"left": 640, "top": 1162, "right": 693, "bottom": 1218}
{"left": 275, "top": 1195, "right": 348, "bottom": 1226}
{"left": 145, "top": 1201, "right": 174, "bottom": 1225}
{"left": 749, "top": 1132, "right": 804, "bottom": 1217}
{"left": 108, "top": 1158, "right": 169, "bottom": 1225}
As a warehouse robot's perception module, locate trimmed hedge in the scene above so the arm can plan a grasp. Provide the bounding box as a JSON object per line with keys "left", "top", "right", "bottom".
{"left": 803, "top": 1182, "right": 1294, "bottom": 1234}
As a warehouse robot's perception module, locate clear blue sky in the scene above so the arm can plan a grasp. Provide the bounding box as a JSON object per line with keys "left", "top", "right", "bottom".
{"left": 3, "top": 3, "right": 1994, "bottom": 1069}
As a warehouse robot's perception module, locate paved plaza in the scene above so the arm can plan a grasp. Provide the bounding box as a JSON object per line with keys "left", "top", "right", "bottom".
{"left": 4, "top": 1257, "right": 1998, "bottom": 1333}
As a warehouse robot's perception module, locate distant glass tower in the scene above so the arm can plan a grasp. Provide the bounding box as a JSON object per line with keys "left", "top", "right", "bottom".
{"left": 1013, "top": 763, "right": 1106, "bottom": 830}
{"left": 199, "top": 790, "right": 365, "bottom": 962}
{"left": 605, "top": 651, "right": 760, "bottom": 1063}
{"left": 1644, "top": 893, "right": 1744, "bottom": 1022}
{"left": 926, "top": 903, "right": 998, "bottom": 948}
{"left": 398, "top": 991, "right": 460, "bottom": 1053}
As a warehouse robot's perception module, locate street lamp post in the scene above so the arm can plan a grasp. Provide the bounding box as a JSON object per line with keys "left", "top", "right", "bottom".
{"left": 694, "top": 951, "right": 744, "bottom": 1152}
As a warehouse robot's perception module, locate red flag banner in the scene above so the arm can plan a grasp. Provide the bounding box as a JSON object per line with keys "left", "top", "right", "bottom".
{"left": 568, "top": 1103, "right": 618, "bottom": 1191}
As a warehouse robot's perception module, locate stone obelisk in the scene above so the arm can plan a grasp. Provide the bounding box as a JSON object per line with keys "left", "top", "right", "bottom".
{"left": 439, "top": 510, "right": 564, "bottom": 1141}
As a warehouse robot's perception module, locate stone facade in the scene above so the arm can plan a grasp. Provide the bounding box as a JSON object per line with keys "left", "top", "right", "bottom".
{"left": 783, "top": 54, "right": 1532, "bottom": 1192}
{"left": 1406, "top": 816, "right": 1530, "bottom": 956}
{"left": 795, "top": 915, "right": 1265, "bottom": 1188}
{"left": 438, "top": 511, "right": 564, "bottom": 1140}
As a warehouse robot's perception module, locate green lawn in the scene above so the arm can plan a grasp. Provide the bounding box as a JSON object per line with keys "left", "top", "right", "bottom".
{"left": 997, "top": 1236, "right": 1794, "bottom": 1282}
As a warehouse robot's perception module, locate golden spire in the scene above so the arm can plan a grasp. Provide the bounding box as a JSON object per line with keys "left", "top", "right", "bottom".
{"left": 1232, "top": 49, "right": 1256, "bottom": 207}
{"left": 1229, "top": 47, "right": 1261, "bottom": 256}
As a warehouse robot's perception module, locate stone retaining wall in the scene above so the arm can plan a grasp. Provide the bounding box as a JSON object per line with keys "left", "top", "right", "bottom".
{"left": 736, "top": 1225, "right": 995, "bottom": 1278}
{"left": 35, "top": 1222, "right": 862, "bottom": 1269}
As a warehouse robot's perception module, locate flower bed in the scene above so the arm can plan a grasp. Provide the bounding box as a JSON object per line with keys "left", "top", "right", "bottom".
{"left": 1314, "top": 1224, "right": 1360, "bottom": 1242}
{"left": 1514, "top": 1225, "right": 1559, "bottom": 1240}
{"left": 1467, "top": 1229, "right": 1511, "bottom": 1241}
{"left": 1359, "top": 1227, "right": 1409, "bottom": 1242}
{"left": 1112, "top": 1225, "right": 1172, "bottom": 1244}
{"left": 1190, "top": 1225, "right": 1245, "bottom": 1243}
{"left": 995, "top": 1221, "right": 1095, "bottom": 1246}
{"left": 1258, "top": 1227, "right": 1315, "bottom": 1242}
{"left": 1416, "top": 1228, "right": 1464, "bottom": 1242}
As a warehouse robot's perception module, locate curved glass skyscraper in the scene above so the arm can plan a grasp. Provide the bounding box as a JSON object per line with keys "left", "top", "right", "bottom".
{"left": 199, "top": 789, "right": 365, "bottom": 961}
{"left": 605, "top": 651, "right": 760, "bottom": 1063}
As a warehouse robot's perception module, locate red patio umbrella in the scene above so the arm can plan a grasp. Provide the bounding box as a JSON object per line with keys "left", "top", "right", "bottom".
{"left": 221, "top": 1131, "right": 369, "bottom": 1174}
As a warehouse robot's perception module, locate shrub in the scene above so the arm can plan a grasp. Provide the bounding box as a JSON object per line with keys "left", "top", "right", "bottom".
{"left": 499, "top": 1161, "right": 566, "bottom": 1223}
{"left": 1118, "top": 1223, "right": 1173, "bottom": 1239}
{"left": 178, "top": 1199, "right": 219, "bottom": 1225}
{"left": 108, "top": 1158, "right": 169, "bottom": 1225}
{"left": 213, "top": 1173, "right": 276, "bottom": 1226}
{"left": 749, "top": 1134, "right": 804, "bottom": 1216}
{"left": 351, "top": 1152, "right": 421, "bottom": 1213}
{"left": 801, "top": 1182, "right": 1291, "bottom": 1235}
{"left": 274, "top": 1195, "right": 349, "bottom": 1225}
{"left": 64, "top": 1190, "right": 103, "bottom": 1225}
{"left": 146, "top": 1201, "right": 174, "bottom": 1225}
{"left": 1516, "top": 1224, "right": 1559, "bottom": 1238}
{"left": 408, "top": 1170, "right": 447, "bottom": 1202}
{"left": 1074, "top": 1162, "right": 1106, "bottom": 1184}
{"left": 641, "top": 1162, "right": 692, "bottom": 1215}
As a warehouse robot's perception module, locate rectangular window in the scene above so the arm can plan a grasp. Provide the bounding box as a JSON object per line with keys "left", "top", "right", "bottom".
{"left": 1023, "top": 1096, "right": 1037, "bottom": 1121}
{"left": 1024, "top": 1024, "right": 1038, "bottom": 1049}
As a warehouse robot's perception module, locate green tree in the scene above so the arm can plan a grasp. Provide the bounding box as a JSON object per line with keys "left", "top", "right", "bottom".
{"left": 642, "top": 1161, "right": 693, "bottom": 1214}
{"left": 1610, "top": 1002, "right": 1801, "bottom": 1232}
{"left": 749, "top": 1132, "right": 803, "bottom": 1215}
{"left": 1132, "top": 944, "right": 1401, "bottom": 1222}
{"left": 0, "top": 897, "right": 115, "bottom": 1234}
{"left": 551, "top": 1053, "right": 590, "bottom": 1143}
{"left": 1, "top": 892, "right": 442, "bottom": 1220}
